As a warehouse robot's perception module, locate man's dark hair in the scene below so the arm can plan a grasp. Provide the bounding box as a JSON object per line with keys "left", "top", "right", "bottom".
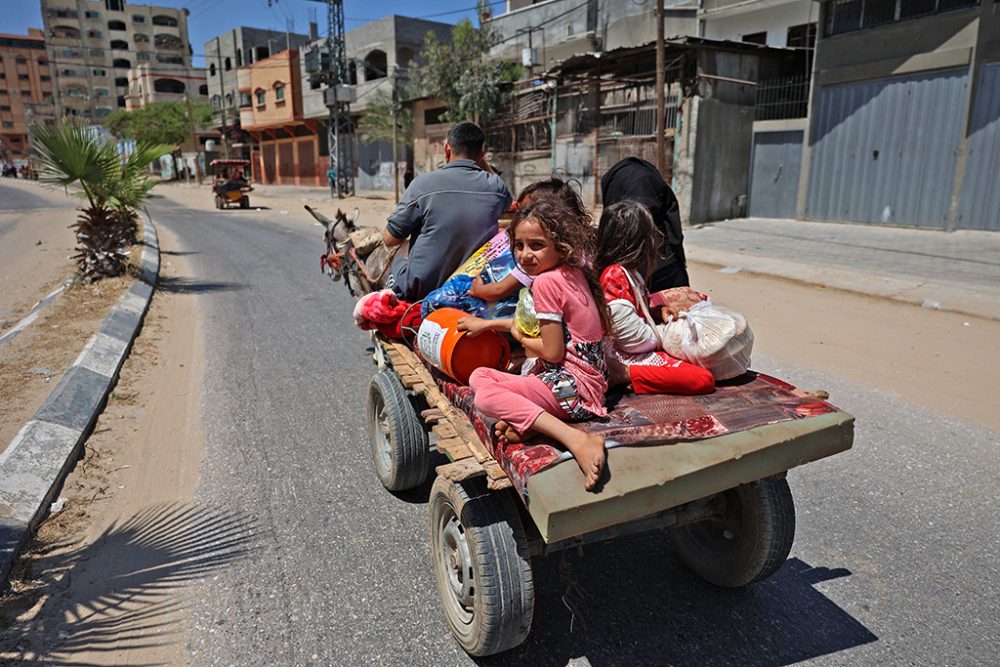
{"left": 447, "top": 121, "right": 485, "bottom": 158}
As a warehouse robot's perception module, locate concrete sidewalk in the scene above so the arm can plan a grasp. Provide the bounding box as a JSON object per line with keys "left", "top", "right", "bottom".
{"left": 683, "top": 218, "right": 1000, "bottom": 321}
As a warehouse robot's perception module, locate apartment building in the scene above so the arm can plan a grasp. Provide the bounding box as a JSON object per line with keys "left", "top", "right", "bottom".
{"left": 0, "top": 28, "right": 55, "bottom": 161}
{"left": 124, "top": 63, "right": 208, "bottom": 110}
{"left": 699, "top": 0, "right": 818, "bottom": 49}
{"left": 204, "top": 26, "right": 312, "bottom": 135}
{"left": 40, "top": 0, "right": 191, "bottom": 122}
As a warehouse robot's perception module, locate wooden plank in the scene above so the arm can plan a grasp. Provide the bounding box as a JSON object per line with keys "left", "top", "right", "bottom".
{"left": 436, "top": 438, "right": 473, "bottom": 461}
{"left": 488, "top": 476, "right": 514, "bottom": 491}
{"left": 436, "top": 458, "right": 485, "bottom": 482}
{"left": 420, "top": 408, "right": 444, "bottom": 422}
{"left": 432, "top": 424, "right": 457, "bottom": 439}
{"left": 483, "top": 460, "right": 507, "bottom": 481}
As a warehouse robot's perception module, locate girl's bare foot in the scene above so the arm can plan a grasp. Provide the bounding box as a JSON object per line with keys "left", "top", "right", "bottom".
{"left": 570, "top": 433, "right": 606, "bottom": 492}
{"left": 494, "top": 421, "right": 525, "bottom": 444}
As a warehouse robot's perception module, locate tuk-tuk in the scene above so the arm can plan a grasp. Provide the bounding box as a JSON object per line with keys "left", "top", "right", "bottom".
{"left": 210, "top": 159, "right": 253, "bottom": 209}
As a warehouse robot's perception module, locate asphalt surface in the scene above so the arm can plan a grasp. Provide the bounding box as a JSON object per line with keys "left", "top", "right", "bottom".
{"left": 0, "top": 180, "right": 57, "bottom": 211}
{"left": 147, "top": 194, "right": 1000, "bottom": 666}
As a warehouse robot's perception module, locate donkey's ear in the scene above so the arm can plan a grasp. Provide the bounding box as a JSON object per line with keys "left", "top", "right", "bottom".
{"left": 348, "top": 208, "right": 361, "bottom": 225}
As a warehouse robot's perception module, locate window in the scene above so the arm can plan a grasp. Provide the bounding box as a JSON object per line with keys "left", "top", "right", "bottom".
{"left": 108, "top": 20, "right": 127, "bottom": 31}
{"left": 254, "top": 46, "right": 269, "bottom": 61}
{"left": 363, "top": 49, "right": 387, "bottom": 80}
{"left": 199, "top": 84, "right": 208, "bottom": 96}
{"left": 18, "top": 74, "right": 29, "bottom": 81}
{"left": 133, "top": 14, "right": 146, "bottom": 23}
{"left": 90, "top": 48, "right": 103, "bottom": 57}
{"left": 154, "top": 34, "right": 183, "bottom": 50}
{"left": 153, "top": 78, "right": 185, "bottom": 94}
{"left": 274, "top": 83, "right": 285, "bottom": 101}
{"left": 84, "top": 10, "right": 101, "bottom": 19}
{"left": 134, "top": 33, "right": 149, "bottom": 43}
{"left": 113, "top": 58, "right": 131, "bottom": 69}
{"left": 152, "top": 15, "right": 178, "bottom": 27}
{"left": 95, "top": 88, "right": 110, "bottom": 97}
{"left": 236, "top": 49, "right": 243, "bottom": 67}
{"left": 0, "top": 105, "right": 10, "bottom": 111}
{"left": 239, "top": 91, "right": 251, "bottom": 107}
{"left": 742, "top": 31, "right": 767, "bottom": 45}
{"left": 87, "top": 30, "right": 103, "bottom": 38}
{"left": 92, "top": 69, "right": 107, "bottom": 77}
{"left": 225, "top": 92, "right": 234, "bottom": 108}
{"left": 38, "top": 58, "right": 47, "bottom": 66}
{"left": 157, "top": 54, "right": 183, "bottom": 65}
{"left": 137, "top": 52, "right": 151, "bottom": 61}
{"left": 116, "top": 95, "right": 126, "bottom": 107}
{"left": 2, "top": 121, "right": 13, "bottom": 128}
{"left": 20, "top": 90, "right": 31, "bottom": 97}
{"left": 862, "top": 0, "right": 897, "bottom": 27}
{"left": 115, "top": 77, "right": 128, "bottom": 86}
{"left": 824, "top": 0, "right": 978, "bottom": 35}
{"left": 224, "top": 57, "right": 232, "bottom": 71}
{"left": 255, "top": 88, "right": 265, "bottom": 106}
{"left": 210, "top": 63, "right": 216, "bottom": 76}
{"left": 47, "top": 8, "right": 78, "bottom": 19}
{"left": 106, "top": 0, "right": 125, "bottom": 10}
{"left": 110, "top": 39, "right": 129, "bottom": 49}
{"left": 40, "top": 75, "right": 50, "bottom": 82}
{"left": 786, "top": 23, "right": 817, "bottom": 48}
{"left": 15, "top": 56, "right": 27, "bottom": 64}
{"left": 61, "top": 49, "right": 82, "bottom": 58}
{"left": 211, "top": 94, "right": 221, "bottom": 110}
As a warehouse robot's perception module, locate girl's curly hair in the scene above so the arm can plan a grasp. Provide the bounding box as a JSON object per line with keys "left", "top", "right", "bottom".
{"left": 509, "top": 197, "right": 611, "bottom": 334}
{"left": 515, "top": 178, "right": 591, "bottom": 226}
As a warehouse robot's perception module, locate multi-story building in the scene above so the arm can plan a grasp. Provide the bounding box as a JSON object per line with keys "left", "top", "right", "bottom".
{"left": 204, "top": 26, "right": 313, "bottom": 136}
{"left": 124, "top": 62, "right": 208, "bottom": 110}
{"left": 698, "top": 0, "right": 818, "bottom": 49}
{"left": 0, "top": 28, "right": 55, "bottom": 161}
{"left": 41, "top": 0, "right": 191, "bottom": 122}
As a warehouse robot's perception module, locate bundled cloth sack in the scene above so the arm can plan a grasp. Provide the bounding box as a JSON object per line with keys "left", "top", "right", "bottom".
{"left": 422, "top": 231, "right": 520, "bottom": 320}
{"left": 353, "top": 289, "right": 422, "bottom": 340}
{"left": 658, "top": 300, "right": 754, "bottom": 380}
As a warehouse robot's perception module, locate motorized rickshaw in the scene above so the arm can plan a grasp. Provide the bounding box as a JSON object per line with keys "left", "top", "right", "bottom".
{"left": 210, "top": 159, "right": 253, "bottom": 209}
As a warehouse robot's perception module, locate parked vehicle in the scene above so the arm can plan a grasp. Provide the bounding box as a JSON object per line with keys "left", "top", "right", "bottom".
{"left": 210, "top": 159, "right": 253, "bottom": 209}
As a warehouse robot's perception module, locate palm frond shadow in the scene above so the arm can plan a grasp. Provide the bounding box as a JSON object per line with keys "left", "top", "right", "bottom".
{"left": 2, "top": 503, "right": 262, "bottom": 666}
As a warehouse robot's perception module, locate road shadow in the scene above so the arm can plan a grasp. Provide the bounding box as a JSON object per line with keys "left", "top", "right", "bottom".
{"left": 157, "top": 276, "right": 243, "bottom": 294}
{"left": 0, "top": 503, "right": 260, "bottom": 666}
{"left": 159, "top": 250, "right": 198, "bottom": 257}
{"left": 476, "top": 537, "right": 877, "bottom": 667}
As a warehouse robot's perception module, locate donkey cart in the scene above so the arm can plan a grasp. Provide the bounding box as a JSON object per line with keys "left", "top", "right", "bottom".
{"left": 364, "top": 334, "right": 854, "bottom": 656}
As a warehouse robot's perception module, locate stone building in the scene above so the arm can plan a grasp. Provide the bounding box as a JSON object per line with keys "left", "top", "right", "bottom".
{"left": 0, "top": 29, "right": 56, "bottom": 161}
{"left": 40, "top": 0, "right": 191, "bottom": 122}
{"left": 124, "top": 63, "right": 208, "bottom": 110}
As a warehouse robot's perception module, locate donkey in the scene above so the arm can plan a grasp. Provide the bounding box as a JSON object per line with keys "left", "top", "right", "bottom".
{"left": 305, "top": 205, "right": 396, "bottom": 296}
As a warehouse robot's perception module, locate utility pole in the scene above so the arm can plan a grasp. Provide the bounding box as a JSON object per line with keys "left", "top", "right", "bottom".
{"left": 392, "top": 64, "right": 399, "bottom": 203}
{"left": 655, "top": 0, "right": 667, "bottom": 177}
{"left": 184, "top": 93, "right": 204, "bottom": 185}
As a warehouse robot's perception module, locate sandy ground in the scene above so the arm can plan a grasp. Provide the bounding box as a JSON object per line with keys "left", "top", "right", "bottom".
{"left": 0, "top": 183, "right": 78, "bottom": 331}
{"left": 0, "top": 276, "right": 129, "bottom": 454}
{"left": 689, "top": 263, "right": 1000, "bottom": 432}
{"left": 0, "top": 226, "right": 205, "bottom": 667}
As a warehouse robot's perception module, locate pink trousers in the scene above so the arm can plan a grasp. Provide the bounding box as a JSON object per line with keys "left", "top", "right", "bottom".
{"left": 469, "top": 367, "right": 570, "bottom": 436}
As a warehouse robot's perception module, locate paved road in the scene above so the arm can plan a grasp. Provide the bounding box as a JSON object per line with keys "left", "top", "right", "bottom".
{"left": 147, "top": 194, "right": 999, "bottom": 666}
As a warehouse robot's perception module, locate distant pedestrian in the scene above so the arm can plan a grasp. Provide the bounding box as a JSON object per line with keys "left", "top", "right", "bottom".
{"left": 600, "top": 157, "right": 689, "bottom": 291}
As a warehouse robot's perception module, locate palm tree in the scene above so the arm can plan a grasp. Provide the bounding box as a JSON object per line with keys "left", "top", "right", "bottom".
{"left": 31, "top": 123, "right": 172, "bottom": 281}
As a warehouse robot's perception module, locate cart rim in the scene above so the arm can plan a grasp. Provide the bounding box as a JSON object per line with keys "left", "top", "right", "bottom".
{"left": 433, "top": 499, "right": 475, "bottom": 627}
{"left": 369, "top": 388, "right": 393, "bottom": 477}
{"left": 681, "top": 489, "right": 746, "bottom": 555}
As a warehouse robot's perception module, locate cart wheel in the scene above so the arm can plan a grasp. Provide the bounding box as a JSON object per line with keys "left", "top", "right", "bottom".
{"left": 367, "top": 371, "right": 428, "bottom": 491}
{"left": 429, "top": 476, "right": 534, "bottom": 656}
{"left": 240, "top": 195, "right": 249, "bottom": 209}
{"left": 214, "top": 194, "right": 222, "bottom": 209}
{"left": 668, "top": 477, "right": 795, "bottom": 588}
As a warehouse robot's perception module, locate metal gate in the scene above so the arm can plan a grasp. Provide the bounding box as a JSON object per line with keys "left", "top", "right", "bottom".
{"left": 748, "top": 130, "right": 803, "bottom": 219}
{"left": 957, "top": 63, "right": 1000, "bottom": 231}
{"left": 806, "top": 68, "right": 968, "bottom": 228}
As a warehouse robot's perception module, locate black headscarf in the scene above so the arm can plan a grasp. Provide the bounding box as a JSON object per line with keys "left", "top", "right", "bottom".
{"left": 601, "top": 157, "right": 689, "bottom": 289}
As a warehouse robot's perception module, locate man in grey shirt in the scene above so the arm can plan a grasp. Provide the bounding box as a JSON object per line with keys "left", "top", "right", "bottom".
{"left": 382, "top": 122, "right": 512, "bottom": 301}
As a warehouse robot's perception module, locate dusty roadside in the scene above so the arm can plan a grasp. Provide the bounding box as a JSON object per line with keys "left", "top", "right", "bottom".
{"left": 0, "top": 226, "right": 207, "bottom": 666}
{"left": 690, "top": 263, "right": 1000, "bottom": 432}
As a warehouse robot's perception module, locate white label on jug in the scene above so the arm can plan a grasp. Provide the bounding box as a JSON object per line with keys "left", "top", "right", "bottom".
{"left": 417, "top": 319, "right": 446, "bottom": 370}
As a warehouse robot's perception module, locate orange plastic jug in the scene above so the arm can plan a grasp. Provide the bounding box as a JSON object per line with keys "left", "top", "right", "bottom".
{"left": 416, "top": 308, "right": 511, "bottom": 385}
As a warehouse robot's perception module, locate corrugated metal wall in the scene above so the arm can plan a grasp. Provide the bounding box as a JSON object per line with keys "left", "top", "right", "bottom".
{"left": 749, "top": 130, "right": 803, "bottom": 219}
{"left": 806, "top": 68, "right": 968, "bottom": 229}
{"left": 957, "top": 63, "right": 1000, "bottom": 232}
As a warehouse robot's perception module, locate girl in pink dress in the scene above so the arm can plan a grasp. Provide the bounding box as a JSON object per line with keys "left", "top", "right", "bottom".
{"left": 466, "top": 197, "right": 610, "bottom": 491}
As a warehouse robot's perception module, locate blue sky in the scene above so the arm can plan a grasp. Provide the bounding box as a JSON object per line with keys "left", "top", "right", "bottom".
{"left": 0, "top": 0, "right": 499, "bottom": 67}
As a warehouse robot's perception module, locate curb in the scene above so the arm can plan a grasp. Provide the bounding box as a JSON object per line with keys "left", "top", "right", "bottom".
{"left": 0, "top": 283, "right": 68, "bottom": 347}
{"left": 0, "top": 217, "right": 160, "bottom": 584}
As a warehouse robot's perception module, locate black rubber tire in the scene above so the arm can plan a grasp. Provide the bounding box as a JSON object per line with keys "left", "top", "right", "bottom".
{"left": 240, "top": 195, "right": 249, "bottom": 209}
{"left": 214, "top": 194, "right": 222, "bottom": 209}
{"left": 668, "top": 477, "right": 795, "bottom": 588}
{"left": 429, "top": 477, "right": 534, "bottom": 657}
{"left": 367, "top": 371, "right": 428, "bottom": 491}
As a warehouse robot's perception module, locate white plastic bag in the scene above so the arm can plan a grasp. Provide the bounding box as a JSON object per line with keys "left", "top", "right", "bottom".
{"left": 657, "top": 301, "right": 754, "bottom": 380}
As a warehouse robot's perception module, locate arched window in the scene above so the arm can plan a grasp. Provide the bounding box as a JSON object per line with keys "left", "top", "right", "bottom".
{"left": 363, "top": 50, "right": 387, "bottom": 81}
{"left": 134, "top": 33, "right": 149, "bottom": 43}
{"left": 236, "top": 49, "right": 242, "bottom": 67}
{"left": 153, "top": 78, "right": 185, "bottom": 94}
{"left": 255, "top": 88, "right": 265, "bottom": 106}
{"left": 211, "top": 94, "right": 221, "bottom": 110}
{"left": 274, "top": 82, "right": 285, "bottom": 102}
{"left": 254, "top": 46, "right": 269, "bottom": 61}
{"left": 225, "top": 92, "right": 233, "bottom": 108}
{"left": 347, "top": 61, "right": 357, "bottom": 85}
{"left": 110, "top": 39, "right": 129, "bottom": 50}
{"left": 209, "top": 63, "right": 216, "bottom": 76}
{"left": 108, "top": 20, "right": 126, "bottom": 31}
{"left": 115, "top": 77, "right": 128, "bottom": 87}
{"left": 224, "top": 57, "right": 232, "bottom": 71}
{"left": 154, "top": 34, "right": 182, "bottom": 50}
{"left": 198, "top": 84, "right": 208, "bottom": 96}
{"left": 152, "top": 15, "right": 178, "bottom": 27}
{"left": 113, "top": 58, "right": 131, "bottom": 69}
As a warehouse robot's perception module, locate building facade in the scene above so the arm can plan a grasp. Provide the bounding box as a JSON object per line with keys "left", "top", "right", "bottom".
{"left": 699, "top": 0, "right": 818, "bottom": 49}
{"left": 745, "top": 0, "right": 999, "bottom": 231}
{"left": 124, "top": 62, "right": 207, "bottom": 109}
{"left": 40, "top": 0, "right": 191, "bottom": 122}
{"left": 0, "top": 29, "right": 55, "bottom": 161}
{"left": 204, "top": 26, "right": 312, "bottom": 139}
